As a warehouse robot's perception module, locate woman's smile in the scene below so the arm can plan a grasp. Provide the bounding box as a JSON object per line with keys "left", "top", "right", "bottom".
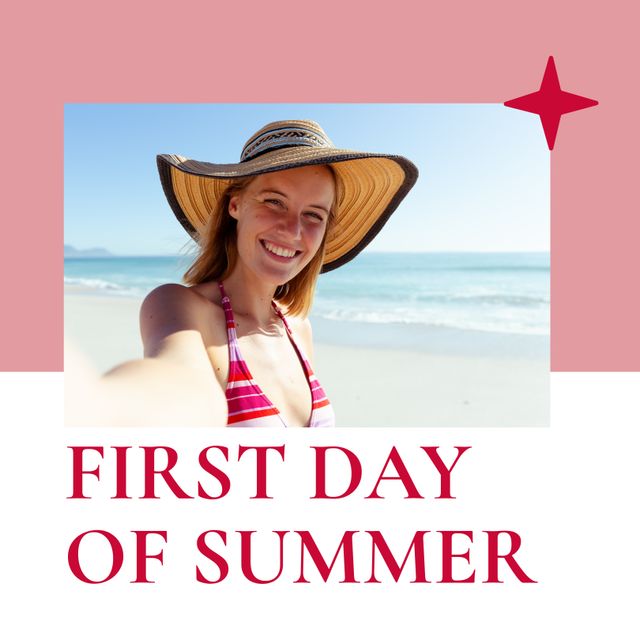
{"left": 260, "top": 239, "right": 302, "bottom": 260}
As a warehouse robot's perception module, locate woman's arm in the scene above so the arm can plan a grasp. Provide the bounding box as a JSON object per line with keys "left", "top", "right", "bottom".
{"left": 65, "top": 284, "right": 227, "bottom": 427}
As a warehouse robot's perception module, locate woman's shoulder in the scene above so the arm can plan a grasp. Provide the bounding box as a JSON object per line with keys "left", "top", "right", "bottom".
{"left": 286, "top": 314, "right": 314, "bottom": 360}
{"left": 140, "top": 282, "right": 227, "bottom": 342}
{"left": 142, "top": 282, "right": 224, "bottom": 319}
{"left": 287, "top": 314, "right": 312, "bottom": 335}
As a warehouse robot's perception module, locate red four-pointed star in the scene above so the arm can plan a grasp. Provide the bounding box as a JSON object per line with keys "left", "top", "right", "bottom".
{"left": 504, "top": 56, "right": 598, "bottom": 150}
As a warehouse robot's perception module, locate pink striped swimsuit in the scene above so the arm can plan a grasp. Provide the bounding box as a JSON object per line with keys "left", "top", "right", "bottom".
{"left": 219, "top": 282, "right": 335, "bottom": 428}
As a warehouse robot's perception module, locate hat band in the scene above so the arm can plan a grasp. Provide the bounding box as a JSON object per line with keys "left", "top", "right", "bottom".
{"left": 241, "top": 124, "right": 333, "bottom": 162}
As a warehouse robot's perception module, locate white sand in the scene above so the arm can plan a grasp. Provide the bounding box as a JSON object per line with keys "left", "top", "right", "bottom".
{"left": 65, "top": 292, "right": 549, "bottom": 428}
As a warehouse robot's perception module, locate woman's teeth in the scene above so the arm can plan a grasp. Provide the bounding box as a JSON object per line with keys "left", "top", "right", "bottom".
{"left": 263, "top": 241, "right": 297, "bottom": 258}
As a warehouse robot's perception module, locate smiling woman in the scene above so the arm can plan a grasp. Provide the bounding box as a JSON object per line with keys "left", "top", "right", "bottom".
{"left": 66, "top": 120, "right": 418, "bottom": 427}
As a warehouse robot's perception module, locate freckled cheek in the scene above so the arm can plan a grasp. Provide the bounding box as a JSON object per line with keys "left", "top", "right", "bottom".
{"left": 305, "top": 225, "right": 327, "bottom": 252}
{"left": 237, "top": 210, "right": 271, "bottom": 239}
{"left": 254, "top": 208, "right": 283, "bottom": 231}
{"left": 236, "top": 219, "right": 263, "bottom": 257}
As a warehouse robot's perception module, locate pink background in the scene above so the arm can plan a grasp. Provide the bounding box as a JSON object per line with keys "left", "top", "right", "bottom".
{"left": 1, "top": 1, "right": 637, "bottom": 371}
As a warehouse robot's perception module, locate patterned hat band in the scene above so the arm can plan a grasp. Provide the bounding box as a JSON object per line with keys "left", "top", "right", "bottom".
{"left": 240, "top": 122, "right": 334, "bottom": 162}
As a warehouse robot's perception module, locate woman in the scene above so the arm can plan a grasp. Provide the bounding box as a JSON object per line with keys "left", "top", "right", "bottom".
{"left": 67, "top": 120, "right": 417, "bottom": 427}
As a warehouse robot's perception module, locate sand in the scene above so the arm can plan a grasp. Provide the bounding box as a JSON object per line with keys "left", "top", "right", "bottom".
{"left": 65, "top": 291, "right": 549, "bottom": 428}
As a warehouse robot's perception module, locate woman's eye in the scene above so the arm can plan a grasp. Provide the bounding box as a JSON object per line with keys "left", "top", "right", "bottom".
{"left": 265, "top": 198, "right": 283, "bottom": 207}
{"left": 305, "top": 211, "right": 325, "bottom": 222}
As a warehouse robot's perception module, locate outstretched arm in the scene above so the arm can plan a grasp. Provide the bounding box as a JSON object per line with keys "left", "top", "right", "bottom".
{"left": 65, "top": 285, "right": 227, "bottom": 427}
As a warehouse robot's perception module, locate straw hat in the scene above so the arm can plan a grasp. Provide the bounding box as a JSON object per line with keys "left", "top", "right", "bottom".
{"left": 157, "top": 120, "right": 418, "bottom": 272}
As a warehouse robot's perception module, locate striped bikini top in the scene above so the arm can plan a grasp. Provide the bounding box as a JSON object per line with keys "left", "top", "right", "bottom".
{"left": 219, "top": 282, "right": 335, "bottom": 428}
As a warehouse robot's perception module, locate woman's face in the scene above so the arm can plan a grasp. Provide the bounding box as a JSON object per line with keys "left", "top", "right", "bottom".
{"left": 228, "top": 165, "right": 334, "bottom": 286}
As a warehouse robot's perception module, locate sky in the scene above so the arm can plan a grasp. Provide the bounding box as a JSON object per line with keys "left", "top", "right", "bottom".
{"left": 64, "top": 103, "right": 550, "bottom": 256}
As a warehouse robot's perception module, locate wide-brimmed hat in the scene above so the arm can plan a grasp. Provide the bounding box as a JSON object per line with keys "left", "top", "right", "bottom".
{"left": 157, "top": 120, "right": 418, "bottom": 272}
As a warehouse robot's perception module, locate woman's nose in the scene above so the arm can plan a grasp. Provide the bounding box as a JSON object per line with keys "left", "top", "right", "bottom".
{"left": 278, "top": 211, "right": 302, "bottom": 239}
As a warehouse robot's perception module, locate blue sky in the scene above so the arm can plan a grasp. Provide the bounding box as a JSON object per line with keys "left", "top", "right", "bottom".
{"left": 64, "top": 104, "right": 549, "bottom": 256}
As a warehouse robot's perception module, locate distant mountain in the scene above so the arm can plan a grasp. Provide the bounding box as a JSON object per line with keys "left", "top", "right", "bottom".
{"left": 64, "top": 244, "right": 114, "bottom": 258}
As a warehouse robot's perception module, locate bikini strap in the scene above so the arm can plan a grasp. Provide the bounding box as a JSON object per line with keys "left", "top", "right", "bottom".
{"left": 217, "top": 281, "right": 237, "bottom": 335}
{"left": 271, "top": 301, "right": 293, "bottom": 337}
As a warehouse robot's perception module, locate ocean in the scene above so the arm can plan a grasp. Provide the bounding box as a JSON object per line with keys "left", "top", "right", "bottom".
{"left": 64, "top": 252, "right": 549, "bottom": 338}
{"left": 64, "top": 253, "right": 549, "bottom": 336}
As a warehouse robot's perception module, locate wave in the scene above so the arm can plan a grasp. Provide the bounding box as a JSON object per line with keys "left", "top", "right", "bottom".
{"left": 412, "top": 292, "right": 550, "bottom": 306}
{"left": 64, "top": 277, "right": 141, "bottom": 296}
{"left": 313, "top": 307, "right": 549, "bottom": 336}
{"left": 316, "top": 291, "right": 550, "bottom": 310}
{"left": 443, "top": 266, "right": 550, "bottom": 273}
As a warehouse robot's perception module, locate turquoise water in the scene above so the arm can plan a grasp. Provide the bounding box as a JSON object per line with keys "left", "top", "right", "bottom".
{"left": 64, "top": 252, "right": 549, "bottom": 336}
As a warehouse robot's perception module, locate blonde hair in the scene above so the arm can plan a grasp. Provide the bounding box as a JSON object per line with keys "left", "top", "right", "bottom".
{"left": 184, "top": 166, "right": 339, "bottom": 317}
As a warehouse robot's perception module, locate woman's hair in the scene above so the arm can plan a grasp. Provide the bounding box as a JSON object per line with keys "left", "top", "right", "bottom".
{"left": 183, "top": 166, "right": 339, "bottom": 317}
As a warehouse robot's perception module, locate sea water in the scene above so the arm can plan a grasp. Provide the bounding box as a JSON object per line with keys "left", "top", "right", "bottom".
{"left": 64, "top": 252, "right": 549, "bottom": 338}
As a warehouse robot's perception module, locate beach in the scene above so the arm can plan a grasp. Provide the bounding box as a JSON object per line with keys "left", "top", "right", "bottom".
{"left": 65, "top": 288, "right": 549, "bottom": 428}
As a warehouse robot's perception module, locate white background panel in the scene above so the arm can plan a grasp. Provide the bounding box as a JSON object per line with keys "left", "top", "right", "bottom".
{"left": 2, "top": 373, "right": 638, "bottom": 638}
